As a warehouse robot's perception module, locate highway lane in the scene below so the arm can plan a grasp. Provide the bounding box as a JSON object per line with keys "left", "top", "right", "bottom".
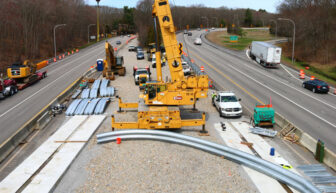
{"left": 178, "top": 30, "right": 336, "bottom": 151}
{"left": 0, "top": 36, "right": 127, "bottom": 145}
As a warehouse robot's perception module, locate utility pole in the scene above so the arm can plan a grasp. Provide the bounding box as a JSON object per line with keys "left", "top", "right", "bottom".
{"left": 269, "top": 19, "right": 277, "bottom": 37}
{"left": 53, "top": 24, "right": 66, "bottom": 59}
{"left": 96, "top": 0, "right": 100, "bottom": 42}
{"left": 201, "top": 16, "right": 209, "bottom": 28}
{"left": 212, "top": 17, "right": 218, "bottom": 27}
{"left": 278, "top": 18, "right": 295, "bottom": 64}
{"left": 88, "top": 24, "right": 96, "bottom": 43}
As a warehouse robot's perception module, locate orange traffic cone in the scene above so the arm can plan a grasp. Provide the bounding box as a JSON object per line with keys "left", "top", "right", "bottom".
{"left": 72, "top": 50, "right": 74, "bottom": 54}
{"left": 116, "top": 138, "right": 121, "bottom": 144}
{"left": 54, "top": 58, "right": 56, "bottom": 62}
{"left": 200, "top": 66, "right": 204, "bottom": 72}
{"left": 76, "top": 49, "right": 79, "bottom": 52}
{"left": 58, "top": 55, "right": 61, "bottom": 60}
{"left": 310, "top": 76, "right": 315, "bottom": 80}
{"left": 299, "top": 70, "right": 305, "bottom": 79}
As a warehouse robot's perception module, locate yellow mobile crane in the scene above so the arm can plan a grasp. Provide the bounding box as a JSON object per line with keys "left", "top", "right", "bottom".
{"left": 112, "top": 0, "right": 208, "bottom": 131}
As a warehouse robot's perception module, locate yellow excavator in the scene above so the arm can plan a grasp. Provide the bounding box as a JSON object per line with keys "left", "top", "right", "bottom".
{"left": 113, "top": 0, "right": 209, "bottom": 132}
{"left": 103, "top": 41, "right": 126, "bottom": 80}
{"left": 7, "top": 60, "right": 47, "bottom": 90}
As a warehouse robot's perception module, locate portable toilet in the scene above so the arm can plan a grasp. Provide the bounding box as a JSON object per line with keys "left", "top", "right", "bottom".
{"left": 97, "top": 59, "right": 104, "bottom": 71}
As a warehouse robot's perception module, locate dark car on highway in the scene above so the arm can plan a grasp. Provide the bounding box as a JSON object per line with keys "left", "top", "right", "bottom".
{"left": 128, "top": 46, "right": 135, "bottom": 52}
{"left": 116, "top": 40, "right": 121, "bottom": 45}
{"left": 136, "top": 46, "right": 143, "bottom": 53}
{"left": 137, "top": 51, "right": 145, "bottom": 60}
{"left": 302, "top": 79, "right": 330, "bottom": 93}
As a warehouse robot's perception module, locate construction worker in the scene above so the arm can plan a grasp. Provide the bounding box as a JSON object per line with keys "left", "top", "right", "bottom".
{"left": 211, "top": 92, "right": 217, "bottom": 104}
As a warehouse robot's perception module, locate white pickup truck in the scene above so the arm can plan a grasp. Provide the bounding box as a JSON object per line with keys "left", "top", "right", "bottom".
{"left": 133, "top": 67, "right": 151, "bottom": 85}
{"left": 212, "top": 91, "right": 242, "bottom": 117}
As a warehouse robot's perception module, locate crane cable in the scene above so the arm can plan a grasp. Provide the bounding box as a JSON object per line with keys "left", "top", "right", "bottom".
{"left": 170, "top": 0, "right": 192, "bottom": 62}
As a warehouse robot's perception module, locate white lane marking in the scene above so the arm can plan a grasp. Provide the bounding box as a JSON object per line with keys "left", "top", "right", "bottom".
{"left": 280, "top": 63, "right": 302, "bottom": 81}
{"left": 185, "top": 38, "right": 336, "bottom": 128}
{"left": 220, "top": 56, "right": 336, "bottom": 128}
{"left": 246, "top": 49, "right": 336, "bottom": 97}
{"left": 0, "top": 49, "right": 104, "bottom": 119}
{"left": 241, "top": 49, "right": 336, "bottom": 111}
{"left": 44, "top": 38, "right": 117, "bottom": 76}
{"left": 0, "top": 38, "right": 127, "bottom": 118}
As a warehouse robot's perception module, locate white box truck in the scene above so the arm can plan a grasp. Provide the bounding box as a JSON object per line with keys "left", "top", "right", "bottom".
{"left": 250, "top": 41, "right": 282, "bottom": 67}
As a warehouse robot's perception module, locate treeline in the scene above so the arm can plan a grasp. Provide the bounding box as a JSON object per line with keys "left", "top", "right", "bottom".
{"left": 134, "top": 0, "right": 274, "bottom": 47}
{"left": 274, "top": 0, "right": 336, "bottom": 64}
{"left": 0, "top": 0, "right": 134, "bottom": 70}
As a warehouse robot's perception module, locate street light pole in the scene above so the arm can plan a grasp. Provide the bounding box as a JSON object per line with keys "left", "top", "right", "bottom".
{"left": 88, "top": 24, "right": 96, "bottom": 43}
{"left": 201, "top": 16, "right": 209, "bottom": 28}
{"left": 212, "top": 17, "right": 218, "bottom": 27}
{"left": 278, "top": 18, "right": 295, "bottom": 64}
{"left": 53, "top": 24, "right": 66, "bottom": 59}
{"left": 269, "top": 19, "right": 277, "bottom": 37}
{"left": 96, "top": 0, "right": 100, "bottom": 42}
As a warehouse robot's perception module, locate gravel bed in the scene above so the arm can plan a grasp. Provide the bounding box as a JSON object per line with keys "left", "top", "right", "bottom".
{"left": 54, "top": 39, "right": 258, "bottom": 193}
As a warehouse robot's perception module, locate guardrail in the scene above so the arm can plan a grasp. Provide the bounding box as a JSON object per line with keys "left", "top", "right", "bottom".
{"left": 97, "top": 130, "right": 320, "bottom": 193}
{"left": 193, "top": 30, "right": 336, "bottom": 171}
{"left": 0, "top": 36, "right": 134, "bottom": 163}
{"left": 0, "top": 68, "right": 96, "bottom": 163}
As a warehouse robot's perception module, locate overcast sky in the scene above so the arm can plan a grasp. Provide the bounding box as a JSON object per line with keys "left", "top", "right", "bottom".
{"left": 86, "top": 0, "right": 282, "bottom": 13}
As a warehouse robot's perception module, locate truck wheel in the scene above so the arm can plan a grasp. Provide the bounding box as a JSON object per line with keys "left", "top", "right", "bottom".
{"left": 10, "top": 88, "right": 14, "bottom": 96}
{"left": 252, "top": 120, "right": 256, "bottom": 127}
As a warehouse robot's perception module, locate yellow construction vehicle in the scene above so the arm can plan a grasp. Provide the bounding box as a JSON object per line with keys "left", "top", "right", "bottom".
{"left": 112, "top": 0, "right": 209, "bottom": 132}
{"left": 147, "top": 43, "right": 156, "bottom": 61}
{"left": 103, "top": 41, "right": 126, "bottom": 80}
{"left": 7, "top": 60, "right": 47, "bottom": 90}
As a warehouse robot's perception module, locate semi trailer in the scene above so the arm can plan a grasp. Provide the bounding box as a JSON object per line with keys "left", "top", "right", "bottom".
{"left": 250, "top": 41, "right": 282, "bottom": 67}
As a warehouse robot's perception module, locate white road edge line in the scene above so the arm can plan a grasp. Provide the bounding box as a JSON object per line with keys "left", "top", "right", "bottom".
{"left": 223, "top": 57, "right": 336, "bottom": 129}
{"left": 246, "top": 49, "right": 336, "bottom": 98}
{"left": 0, "top": 49, "right": 105, "bottom": 119}
{"left": 242, "top": 49, "right": 336, "bottom": 110}
{"left": 185, "top": 38, "right": 336, "bottom": 129}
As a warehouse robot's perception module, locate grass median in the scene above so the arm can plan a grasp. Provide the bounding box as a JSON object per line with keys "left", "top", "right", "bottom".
{"left": 207, "top": 29, "right": 336, "bottom": 87}
{"left": 206, "top": 28, "right": 276, "bottom": 51}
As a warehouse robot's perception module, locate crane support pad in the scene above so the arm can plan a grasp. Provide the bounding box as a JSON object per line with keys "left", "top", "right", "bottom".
{"left": 111, "top": 108, "right": 205, "bottom": 130}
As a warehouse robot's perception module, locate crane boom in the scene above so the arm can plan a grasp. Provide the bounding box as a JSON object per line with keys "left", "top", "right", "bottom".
{"left": 139, "top": 0, "right": 209, "bottom": 106}
{"left": 152, "top": 0, "right": 185, "bottom": 82}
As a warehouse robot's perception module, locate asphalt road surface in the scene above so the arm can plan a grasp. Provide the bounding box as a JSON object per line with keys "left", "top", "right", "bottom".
{"left": 178, "top": 29, "right": 336, "bottom": 151}
{"left": 0, "top": 36, "right": 127, "bottom": 145}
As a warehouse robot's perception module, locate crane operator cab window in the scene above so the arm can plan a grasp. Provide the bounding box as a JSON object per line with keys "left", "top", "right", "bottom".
{"left": 144, "top": 85, "right": 156, "bottom": 99}
{"left": 144, "top": 84, "right": 167, "bottom": 100}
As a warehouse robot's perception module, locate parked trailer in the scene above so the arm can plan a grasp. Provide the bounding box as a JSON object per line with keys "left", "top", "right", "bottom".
{"left": 250, "top": 41, "right": 282, "bottom": 67}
